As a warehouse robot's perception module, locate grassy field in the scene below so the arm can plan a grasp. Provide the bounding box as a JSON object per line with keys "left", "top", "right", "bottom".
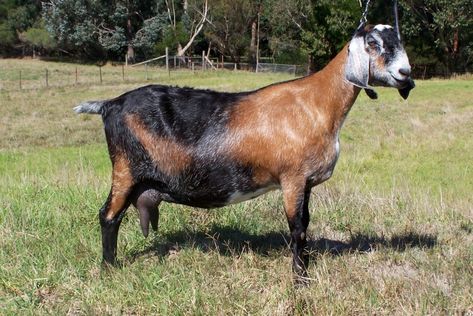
{"left": 0, "top": 59, "right": 472, "bottom": 315}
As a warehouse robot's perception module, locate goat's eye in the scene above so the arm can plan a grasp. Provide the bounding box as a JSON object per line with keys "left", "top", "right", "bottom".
{"left": 367, "top": 40, "right": 378, "bottom": 48}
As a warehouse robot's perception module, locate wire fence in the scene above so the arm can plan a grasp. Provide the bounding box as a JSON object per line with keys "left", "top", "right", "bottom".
{"left": 0, "top": 56, "right": 305, "bottom": 92}
{"left": 1, "top": 55, "right": 470, "bottom": 92}
{"left": 0, "top": 64, "right": 161, "bottom": 91}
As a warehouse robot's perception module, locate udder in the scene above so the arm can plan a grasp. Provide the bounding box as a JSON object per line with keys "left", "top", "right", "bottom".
{"left": 131, "top": 186, "right": 161, "bottom": 237}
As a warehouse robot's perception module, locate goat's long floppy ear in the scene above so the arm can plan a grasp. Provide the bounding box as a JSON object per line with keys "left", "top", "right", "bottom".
{"left": 398, "top": 78, "right": 415, "bottom": 100}
{"left": 345, "top": 35, "right": 370, "bottom": 88}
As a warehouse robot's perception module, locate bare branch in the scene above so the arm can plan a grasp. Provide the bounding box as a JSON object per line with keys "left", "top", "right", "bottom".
{"left": 178, "top": 0, "right": 209, "bottom": 56}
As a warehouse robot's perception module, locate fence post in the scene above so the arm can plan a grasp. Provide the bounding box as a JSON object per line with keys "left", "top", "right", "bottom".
{"left": 192, "top": 62, "right": 195, "bottom": 73}
{"left": 19, "top": 70, "right": 22, "bottom": 90}
{"left": 75, "top": 67, "right": 78, "bottom": 85}
{"left": 122, "top": 64, "right": 125, "bottom": 81}
{"left": 202, "top": 51, "right": 205, "bottom": 72}
{"left": 45, "top": 68, "right": 49, "bottom": 87}
{"left": 99, "top": 66, "right": 102, "bottom": 84}
{"left": 166, "top": 47, "right": 170, "bottom": 77}
{"left": 165, "top": 47, "right": 169, "bottom": 71}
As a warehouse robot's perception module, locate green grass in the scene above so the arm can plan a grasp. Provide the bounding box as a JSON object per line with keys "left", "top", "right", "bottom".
{"left": 0, "top": 59, "right": 472, "bottom": 315}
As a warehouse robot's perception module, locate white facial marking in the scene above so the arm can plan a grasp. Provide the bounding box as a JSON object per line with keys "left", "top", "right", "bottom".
{"left": 388, "top": 51, "right": 411, "bottom": 80}
{"left": 374, "top": 24, "right": 393, "bottom": 31}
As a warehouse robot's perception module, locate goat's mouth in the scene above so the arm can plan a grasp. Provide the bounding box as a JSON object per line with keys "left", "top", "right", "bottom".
{"left": 391, "top": 74, "right": 412, "bottom": 88}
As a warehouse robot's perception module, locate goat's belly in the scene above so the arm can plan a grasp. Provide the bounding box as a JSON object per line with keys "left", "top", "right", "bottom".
{"left": 159, "top": 182, "right": 280, "bottom": 209}
{"left": 225, "top": 184, "right": 280, "bottom": 205}
{"left": 142, "top": 155, "right": 280, "bottom": 208}
{"left": 154, "top": 174, "right": 279, "bottom": 208}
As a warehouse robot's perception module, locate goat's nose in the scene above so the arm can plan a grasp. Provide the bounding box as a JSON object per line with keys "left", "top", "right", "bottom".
{"left": 399, "top": 67, "right": 411, "bottom": 77}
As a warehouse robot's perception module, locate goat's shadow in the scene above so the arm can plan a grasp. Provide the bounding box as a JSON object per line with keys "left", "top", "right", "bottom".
{"left": 128, "top": 224, "right": 437, "bottom": 263}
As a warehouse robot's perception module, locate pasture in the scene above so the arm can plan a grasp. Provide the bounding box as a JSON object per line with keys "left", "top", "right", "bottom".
{"left": 0, "top": 59, "right": 472, "bottom": 315}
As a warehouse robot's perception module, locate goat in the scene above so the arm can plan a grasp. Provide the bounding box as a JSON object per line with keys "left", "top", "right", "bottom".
{"left": 74, "top": 24, "right": 415, "bottom": 281}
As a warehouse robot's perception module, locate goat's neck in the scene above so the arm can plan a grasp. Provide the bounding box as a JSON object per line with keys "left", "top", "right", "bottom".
{"left": 303, "top": 45, "right": 361, "bottom": 132}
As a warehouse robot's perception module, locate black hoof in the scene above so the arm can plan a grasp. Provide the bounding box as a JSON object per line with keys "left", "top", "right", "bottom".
{"left": 293, "top": 271, "right": 310, "bottom": 287}
{"left": 101, "top": 258, "right": 123, "bottom": 269}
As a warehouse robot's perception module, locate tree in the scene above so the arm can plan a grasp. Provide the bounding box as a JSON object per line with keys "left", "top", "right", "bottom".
{"left": 205, "top": 0, "right": 257, "bottom": 65}
{"left": 266, "top": 0, "right": 359, "bottom": 71}
{"left": 97, "top": 0, "right": 167, "bottom": 62}
{"left": 162, "top": 0, "right": 209, "bottom": 56}
{"left": 400, "top": 0, "right": 473, "bottom": 74}
{"left": 0, "top": 0, "right": 42, "bottom": 55}
{"left": 19, "top": 23, "right": 56, "bottom": 57}
{"left": 43, "top": 0, "right": 168, "bottom": 60}
{"left": 42, "top": 0, "right": 103, "bottom": 57}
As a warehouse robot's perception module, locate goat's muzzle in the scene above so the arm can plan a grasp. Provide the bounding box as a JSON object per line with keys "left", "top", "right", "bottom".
{"left": 398, "top": 78, "right": 415, "bottom": 100}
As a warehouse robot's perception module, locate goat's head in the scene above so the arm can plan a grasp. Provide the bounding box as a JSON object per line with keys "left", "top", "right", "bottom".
{"left": 345, "top": 24, "right": 415, "bottom": 99}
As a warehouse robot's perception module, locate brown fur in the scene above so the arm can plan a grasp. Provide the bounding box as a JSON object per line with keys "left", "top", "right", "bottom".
{"left": 226, "top": 46, "right": 360, "bottom": 189}
{"left": 106, "top": 153, "right": 134, "bottom": 220}
{"left": 125, "top": 114, "right": 192, "bottom": 176}
{"left": 280, "top": 176, "right": 306, "bottom": 222}
{"left": 374, "top": 54, "right": 386, "bottom": 70}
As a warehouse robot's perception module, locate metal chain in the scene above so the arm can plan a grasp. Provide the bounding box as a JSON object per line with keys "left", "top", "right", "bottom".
{"left": 393, "top": 0, "right": 401, "bottom": 40}
{"left": 356, "top": 0, "right": 371, "bottom": 31}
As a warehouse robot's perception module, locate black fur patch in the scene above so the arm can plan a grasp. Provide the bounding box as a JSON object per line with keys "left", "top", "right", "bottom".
{"left": 356, "top": 25, "right": 402, "bottom": 66}
{"left": 102, "top": 85, "right": 260, "bottom": 208}
{"left": 371, "top": 27, "right": 402, "bottom": 66}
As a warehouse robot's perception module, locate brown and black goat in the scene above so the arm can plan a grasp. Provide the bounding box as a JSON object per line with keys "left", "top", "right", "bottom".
{"left": 75, "top": 25, "right": 415, "bottom": 281}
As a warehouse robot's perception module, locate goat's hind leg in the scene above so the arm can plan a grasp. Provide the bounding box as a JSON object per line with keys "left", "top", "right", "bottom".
{"left": 100, "top": 189, "right": 132, "bottom": 266}
{"left": 100, "top": 155, "right": 134, "bottom": 266}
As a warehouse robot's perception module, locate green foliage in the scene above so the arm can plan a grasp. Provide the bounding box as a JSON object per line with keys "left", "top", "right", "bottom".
{"left": 134, "top": 15, "right": 168, "bottom": 53}
{"left": 272, "top": 46, "right": 307, "bottom": 65}
{"left": 266, "top": 0, "right": 358, "bottom": 70}
{"left": 20, "top": 25, "right": 56, "bottom": 50}
{"left": 1, "top": 0, "right": 472, "bottom": 74}
{"left": 98, "top": 26, "right": 127, "bottom": 53}
{"left": 155, "top": 22, "right": 189, "bottom": 56}
{"left": 205, "top": 0, "right": 257, "bottom": 63}
{"left": 0, "top": 23, "right": 15, "bottom": 47}
{"left": 400, "top": 0, "right": 473, "bottom": 73}
{"left": 42, "top": 0, "right": 99, "bottom": 51}
{"left": 0, "top": 0, "right": 41, "bottom": 55}
{"left": 42, "top": 0, "right": 167, "bottom": 59}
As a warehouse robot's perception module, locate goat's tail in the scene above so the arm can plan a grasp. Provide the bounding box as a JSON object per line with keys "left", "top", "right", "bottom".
{"left": 73, "top": 101, "right": 105, "bottom": 115}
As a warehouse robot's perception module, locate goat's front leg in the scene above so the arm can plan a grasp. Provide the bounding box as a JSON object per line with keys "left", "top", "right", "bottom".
{"left": 281, "top": 178, "right": 311, "bottom": 283}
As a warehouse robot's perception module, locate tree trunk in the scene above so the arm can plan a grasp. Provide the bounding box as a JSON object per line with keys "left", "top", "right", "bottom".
{"left": 250, "top": 19, "right": 257, "bottom": 67}
{"left": 126, "top": 17, "right": 135, "bottom": 64}
{"left": 177, "top": 43, "right": 184, "bottom": 56}
{"left": 308, "top": 54, "right": 317, "bottom": 74}
{"left": 127, "top": 45, "right": 135, "bottom": 63}
{"left": 453, "top": 29, "right": 459, "bottom": 55}
{"left": 176, "top": 0, "right": 208, "bottom": 57}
